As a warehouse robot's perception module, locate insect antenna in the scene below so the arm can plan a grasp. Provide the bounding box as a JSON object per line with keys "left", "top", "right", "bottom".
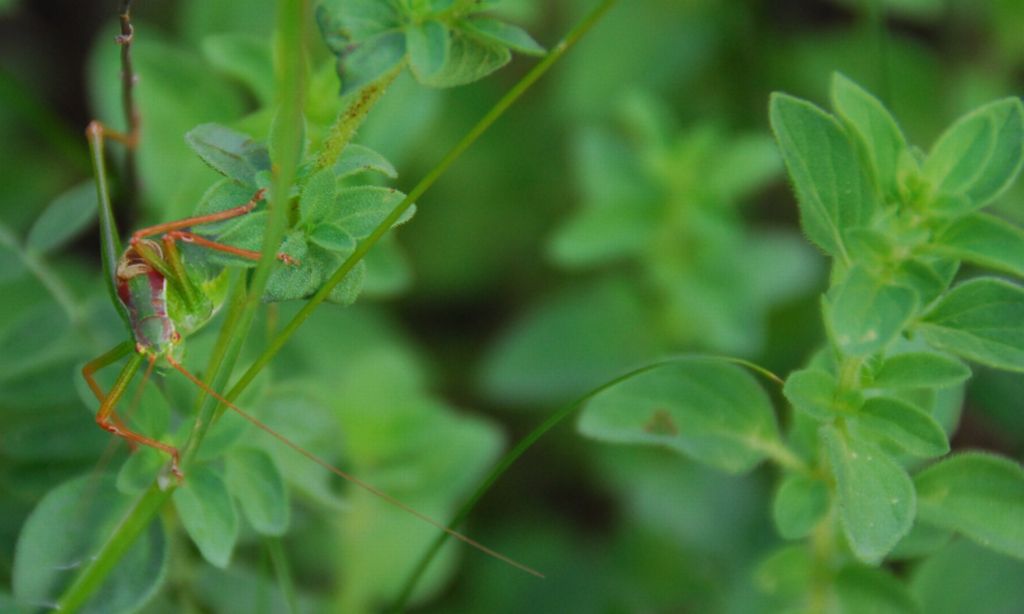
{"left": 164, "top": 355, "right": 544, "bottom": 579}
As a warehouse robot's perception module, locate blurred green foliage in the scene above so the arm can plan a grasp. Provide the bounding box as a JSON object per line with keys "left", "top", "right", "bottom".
{"left": 1, "top": 0, "right": 1023, "bottom": 612}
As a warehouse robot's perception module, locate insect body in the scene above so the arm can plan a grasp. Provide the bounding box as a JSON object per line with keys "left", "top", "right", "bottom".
{"left": 81, "top": 176, "right": 285, "bottom": 478}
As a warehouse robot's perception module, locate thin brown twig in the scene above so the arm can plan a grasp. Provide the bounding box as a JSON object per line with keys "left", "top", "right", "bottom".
{"left": 116, "top": 0, "right": 141, "bottom": 202}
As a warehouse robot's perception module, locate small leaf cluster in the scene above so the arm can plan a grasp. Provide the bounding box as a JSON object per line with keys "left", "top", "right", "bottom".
{"left": 317, "top": 0, "right": 544, "bottom": 93}
{"left": 551, "top": 95, "right": 818, "bottom": 354}
{"left": 772, "top": 73, "right": 1024, "bottom": 564}
{"left": 574, "top": 74, "right": 1024, "bottom": 611}
{"left": 183, "top": 123, "right": 414, "bottom": 305}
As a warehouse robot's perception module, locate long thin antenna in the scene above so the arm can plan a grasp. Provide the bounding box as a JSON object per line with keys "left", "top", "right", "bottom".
{"left": 165, "top": 356, "right": 544, "bottom": 579}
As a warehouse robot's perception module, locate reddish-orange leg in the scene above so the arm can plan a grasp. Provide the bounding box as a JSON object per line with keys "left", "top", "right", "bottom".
{"left": 81, "top": 342, "right": 183, "bottom": 479}
{"left": 129, "top": 188, "right": 298, "bottom": 266}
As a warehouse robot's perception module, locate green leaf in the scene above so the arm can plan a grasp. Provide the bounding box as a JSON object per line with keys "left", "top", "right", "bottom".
{"left": 308, "top": 223, "right": 356, "bottom": 253}
{"left": 823, "top": 425, "right": 915, "bottom": 563}
{"left": 185, "top": 123, "right": 271, "bottom": 187}
{"left": 27, "top": 181, "right": 98, "bottom": 254}
{"left": 315, "top": 1, "right": 405, "bottom": 94}
{"left": 917, "top": 278, "right": 1024, "bottom": 371}
{"left": 923, "top": 98, "right": 1024, "bottom": 212}
{"left": 933, "top": 212, "right": 1024, "bottom": 278}
{"left": 549, "top": 201, "right": 657, "bottom": 267}
{"left": 831, "top": 73, "right": 907, "bottom": 201}
{"left": 912, "top": 540, "right": 1024, "bottom": 614}
{"left": 13, "top": 474, "right": 168, "bottom": 614}
{"left": 173, "top": 465, "right": 239, "bottom": 568}
{"left": 893, "top": 257, "right": 959, "bottom": 307}
{"left": 915, "top": 452, "right": 1024, "bottom": 559}
{"left": 116, "top": 448, "right": 166, "bottom": 494}
{"left": 835, "top": 566, "right": 922, "bottom": 614}
{"left": 770, "top": 93, "right": 878, "bottom": 258}
{"left": 578, "top": 358, "right": 780, "bottom": 474}
{"left": 461, "top": 17, "right": 545, "bottom": 56}
{"left": 827, "top": 265, "right": 918, "bottom": 356}
{"left": 201, "top": 33, "right": 274, "bottom": 103}
{"left": 406, "top": 21, "right": 510, "bottom": 87}
{"left": 754, "top": 545, "right": 812, "bottom": 600}
{"left": 303, "top": 185, "right": 413, "bottom": 239}
{"left": 406, "top": 20, "right": 449, "bottom": 83}
{"left": 856, "top": 396, "right": 950, "bottom": 457}
{"left": 772, "top": 474, "right": 829, "bottom": 539}
{"left": 331, "top": 143, "right": 398, "bottom": 180}
{"left": 226, "top": 448, "right": 290, "bottom": 537}
{"left": 870, "top": 351, "right": 970, "bottom": 389}
{"left": 783, "top": 368, "right": 859, "bottom": 421}
{"left": 480, "top": 280, "right": 661, "bottom": 406}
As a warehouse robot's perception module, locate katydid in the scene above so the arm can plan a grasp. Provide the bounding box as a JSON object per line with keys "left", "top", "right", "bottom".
{"left": 80, "top": 119, "right": 543, "bottom": 578}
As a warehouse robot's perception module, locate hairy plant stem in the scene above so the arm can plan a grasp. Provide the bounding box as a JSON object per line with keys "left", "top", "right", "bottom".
{"left": 315, "top": 63, "right": 403, "bottom": 171}
{"left": 54, "top": 2, "right": 309, "bottom": 610}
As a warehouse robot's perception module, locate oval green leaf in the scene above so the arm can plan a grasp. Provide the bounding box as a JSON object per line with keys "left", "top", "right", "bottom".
{"left": 856, "top": 396, "right": 950, "bottom": 458}
{"left": 172, "top": 465, "right": 238, "bottom": 568}
{"left": 923, "top": 98, "right": 1024, "bottom": 212}
{"left": 827, "top": 265, "right": 919, "bottom": 356}
{"left": 772, "top": 473, "right": 829, "bottom": 539}
{"left": 769, "top": 93, "right": 877, "bottom": 258}
{"left": 914, "top": 452, "right": 1024, "bottom": 559}
{"left": 578, "top": 358, "right": 780, "bottom": 474}
{"left": 225, "top": 448, "right": 290, "bottom": 537}
{"left": 917, "top": 277, "right": 1024, "bottom": 371}
{"left": 822, "top": 425, "right": 915, "bottom": 563}
{"left": 870, "top": 351, "right": 970, "bottom": 390}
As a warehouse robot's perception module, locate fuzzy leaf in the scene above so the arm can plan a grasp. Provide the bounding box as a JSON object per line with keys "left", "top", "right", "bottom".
{"left": 870, "top": 351, "right": 970, "bottom": 389}
{"left": 835, "top": 566, "right": 922, "bottom": 614}
{"left": 308, "top": 223, "right": 356, "bottom": 253}
{"left": 173, "top": 466, "right": 238, "bottom": 568}
{"left": 315, "top": 1, "right": 405, "bottom": 94}
{"left": 912, "top": 540, "right": 1024, "bottom": 614}
{"left": 331, "top": 143, "right": 398, "bottom": 180}
{"left": 13, "top": 475, "right": 168, "bottom": 614}
{"left": 770, "top": 93, "right": 877, "bottom": 257}
{"left": 933, "top": 212, "right": 1024, "bottom": 278}
{"left": 923, "top": 98, "right": 1024, "bottom": 212}
{"left": 823, "top": 425, "right": 915, "bottom": 563}
{"left": 773, "top": 474, "right": 829, "bottom": 539}
{"left": 407, "top": 21, "right": 510, "bottom": 87}
{"left": 856, "top": 396, "right": 950, "bottom": 457}
{"left": 27, "top": 182, "right": 98, "bottom": 254}
{"left": 783, "top": 368, "right": 857, "bottom": 421}
{"left": 338, "top": 186, "right": 413, "bottom": 237}
{"left": 827, "top": 265, "right": 918, "bottom": 356}
{"left": 578, "top": 358, "right": 780, "bottom": 473}
{"left": 226, "top": 448, "right": 290, "bottom": 536}
{"left": 185, "top": 123, "right": 271, "bottom": 187}
{"left": 915, "top": 452, "right": 1024, "bottom": 559}
{"left": 462, "top": 17, "right": 545, "bottom": 56}
{"left": 917, "top": 278, "right": 1024, "bottom": 371}
{"left": 831, "top": 73, "right": 907, "bottom": 201}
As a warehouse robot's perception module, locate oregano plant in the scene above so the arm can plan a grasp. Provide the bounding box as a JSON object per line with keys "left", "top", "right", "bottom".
{"left": 568, "top": 73, "right": 1024, "bottom": 610}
